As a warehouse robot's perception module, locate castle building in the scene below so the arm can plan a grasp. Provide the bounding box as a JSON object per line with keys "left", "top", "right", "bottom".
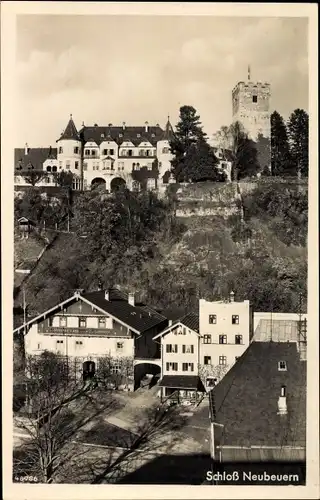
{"left": 232, "top": 68, "right": 271, "bottom": 141}
{"left": 14, "top": 116, "right": 176, "bottom": 193}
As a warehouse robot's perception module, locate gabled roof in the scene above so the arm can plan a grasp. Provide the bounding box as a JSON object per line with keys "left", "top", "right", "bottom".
{"left": 79, "top": 124, "right": 165, "bottom": 147}
{"left": 57, "top": 115, "right": 80, "bottom": 142}
{"left": 153, "top": 312, "right": 199, "bottom": 340}
{"left": 211, "top": 341, "right": 306, "bottom": 449}
{"left": 14, "top": 289, "right": 167, "bottom": 335}
{"left": 14, "top": 148, "right": 57, "bottom": 170}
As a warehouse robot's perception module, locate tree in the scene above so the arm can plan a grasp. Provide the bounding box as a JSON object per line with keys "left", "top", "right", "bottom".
{"left": 228, "top": 121, "right": 259, "bottom": 180}
{"left": 183, "top": 141, "right": 224, "bottom": 182}
{"left": 270, "top": 111, "right": 294, "bottom": 176}
{"left": 287, "top": 109, "right": 309, "bottom": 178}
{"left": 21, "top": 170, "right": 47, "bottom": 187}
{"left": 256, "top": 133, "right": 271, "bottom": 173}
{"left": 169, "top": 105, "right": 220, "bottom": 182}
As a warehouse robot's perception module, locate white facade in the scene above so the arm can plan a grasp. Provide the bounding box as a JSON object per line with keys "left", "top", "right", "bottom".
{"left": 198, "top": 297, "right": 252, "bottom": 368}
{"left": 161, "top": 324, "right": 200, "bottom": 376}
{"left": 25, "top": 322, "right": 134, "bottom": 360}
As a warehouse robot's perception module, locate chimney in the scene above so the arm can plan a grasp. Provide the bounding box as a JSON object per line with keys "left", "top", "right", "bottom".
{"left": 128, "top": 292, "right": 135, "bottom": 306}
{"left": 82, "top": 121, "right": 85, "bottom": 127}
{"left": 169, "top": 319, "right": 172, "bottom": 326}
{"left": 278, "top": 385, "right": 287, "bottom": 415}
{"left": 122, "top": 121, "right": 126, "bottom": 130}
{"left": 230, "top": 290, "right": 235, "bottom": 303}
{"left": 105, "top": 290, "right": 109, "bottom": 301}
{"left": 145, "top": 121, "right": 149, "bottom": 133}
{"left": 25, "top": 143, "right": 28, "bottom": 155}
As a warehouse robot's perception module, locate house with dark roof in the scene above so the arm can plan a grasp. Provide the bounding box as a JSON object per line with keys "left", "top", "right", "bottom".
{"left": 153, "top": 312, "right": 206, "bottom": 402}
{"left": 206, "top": 340, "right": 306, "bottom": 484}
{"left": 14, "top": 288, "right": 168, "bottom": 391}
{"left": 153, "top": 293, "right": 254, "bottom": 402}
{"left": 15, "top": 115, "right": 176, "bottom": 193}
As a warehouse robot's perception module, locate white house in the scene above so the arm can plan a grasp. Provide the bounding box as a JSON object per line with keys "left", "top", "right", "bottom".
{"left": 14, "top": 288, "right": 168, "bottom": 391}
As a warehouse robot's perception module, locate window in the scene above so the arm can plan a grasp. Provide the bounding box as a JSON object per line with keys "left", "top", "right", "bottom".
{"left": 37, "top": 343, "right": 42, "bottom": 350}
{"left": 78, "top": 317, "right": 86, "bottom": 328}
{"left": 235, "top": 335, "right": 243, "bottom": 345}
{"left": 85, "top": 149, "right": 90, "bottom": 156}
{"left": 182, "top": 363, "right": 194, "bottom": 372}
{"left": 98, "top": 317, "right": 106, "bottom": 328}
{"left": 74, "top": 147, "right": 79, "bottom": 154}
{"left": 278, "top": 361, "right": 287, "bottom": 371}
{"left": 147, "top": 163, "right": 153, "bottom": 170}
{"left": 116, "top": 342, "right": 124, "bottom": 350}
{"left": 162, "top": 147, "right": 169, "bottom": 154}
{"left": 59, "top": 147, "right": 63, "bottom": 154}
{"left": 182, "top": 345, "right": 194, "bottom": 354}
{"left": 103, "top": 149, "right": 108, "bottom": 155}
{"left": 146, "top": 150, "right": 150, "bottom": 157}
{"left": 166, "top": 344, "right": 178, "bottom": 353}
{"left": 56, "top": 340, "right": 64, "bottom": 352}
{"left": 59, "top": 317, "right": 67, "bottom": 327}
{"left": 111, "top": 362, "right": 121, "bottom": 374}
{"left": 45, "top": 177, "right": 50, "bottom": 184}
{"left": 46, "top": 166, "right": 52, "bottom": 172}
{"left": 66, "top": 161, "right": 70, "bottom": 170}
{"left": 252, "top": 95, "right": 258, "bottom": 103}
{"left": 59, "top": 161, "right": 63, "bottom": 169}
{"left": 209, "top": 314, "right": 217, "bottom": 324}
{"left": 203, "top": 334, "right": 212, "bottom": 344}
{"left": 110, "top": 149, "right": 114, "bottom": 155}
{"left": 75, "top": 161, "right": 79, "bottom": 169}
{"left": 166, "top": 362, "right": 178, "bottom": 371}
{"left": 52, "top": 166, "right": 57, "bottom": 172}
{"left": 204, "top": 356, "right": 211, "bottom": 365}
{"left": 219, "top": 335, "right": 227, "bottom": 344}
{"left": 232, "top": 315, "right": 239, "bottom": 325}
{"left": 49, "top": 317, "right": 54, "bottom": 327}
{"left": 219, "top": 356, "right": 227, "bottom": 366}
{"left": 139, "top": 149, "right": 144, "bottom": 156}
{"left": 128, "top": 149, "right": 133, "bottom": 157}
{"left": 83, "top": 162, "right": 87, "bottom": 171}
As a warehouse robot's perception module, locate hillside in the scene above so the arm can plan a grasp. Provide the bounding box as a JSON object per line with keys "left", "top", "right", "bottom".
{"left": 14, "top": 180, "right": 308, "bottom": 327}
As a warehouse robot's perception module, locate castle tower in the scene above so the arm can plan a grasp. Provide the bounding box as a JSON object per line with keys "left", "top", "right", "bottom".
{"left": 232, "top": 69, "right": 271, "bottom": 141}
{"left": 156, "top": 116, "right": 175, "bottom": 184}
{"left": 56, "top": 115, "right": 82, "bottom": 181}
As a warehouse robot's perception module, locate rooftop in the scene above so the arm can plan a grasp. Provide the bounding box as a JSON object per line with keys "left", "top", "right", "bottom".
{"left": 15, "top": 147, "right": 57, "bottom": 170}
{"left": 211, "top": 341, "right": 306, "bottom": 449}
{"left": 79, "top": 124, "right": 167, "bottom": 147}
{"left": 83, "top": 290, "right": 167, "bottom": 333}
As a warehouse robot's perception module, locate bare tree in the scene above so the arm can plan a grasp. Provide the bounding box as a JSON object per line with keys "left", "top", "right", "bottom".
{"left": 13, "top": 351, "right": 117, "bottom": 483}
{"left": 21, "top": 170, "right": 48, "bottom": 187}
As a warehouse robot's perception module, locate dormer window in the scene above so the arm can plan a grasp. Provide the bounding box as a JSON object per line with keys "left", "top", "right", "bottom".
{"left": 137, "top": 134, "right": 141, "bottom": 138}
{"left": 59, "top": 147, "right": 63, "bottom": 154}
{"left": 278, "top": 361, "right": 287, "bottom": 371}
{"left": 119, "top": 133, "right": 123, "bottom": 138}
{"left": 151, "top": 133, "right": 155, "bottom": 137}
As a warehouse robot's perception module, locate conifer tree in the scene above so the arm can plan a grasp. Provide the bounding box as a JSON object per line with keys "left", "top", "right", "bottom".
{"left": 271, "top": 111, "right": 294, "bottom": 176}
{"left": 287, "top": 109, "right": 309, "bottom": 178}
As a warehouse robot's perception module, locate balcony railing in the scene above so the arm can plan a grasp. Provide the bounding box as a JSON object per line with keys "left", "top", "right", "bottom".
{"left": 39, "top": 326, "right": 131, "bottom": 337}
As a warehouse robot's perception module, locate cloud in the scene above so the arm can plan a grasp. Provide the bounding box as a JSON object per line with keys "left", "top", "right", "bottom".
{"left": 15, "top": 16, "right": 308, "bottom": 145}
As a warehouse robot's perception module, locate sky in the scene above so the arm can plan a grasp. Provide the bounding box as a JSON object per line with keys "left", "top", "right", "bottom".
{"left": 15, "top": 15, "right": 308, "bottom": 146}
